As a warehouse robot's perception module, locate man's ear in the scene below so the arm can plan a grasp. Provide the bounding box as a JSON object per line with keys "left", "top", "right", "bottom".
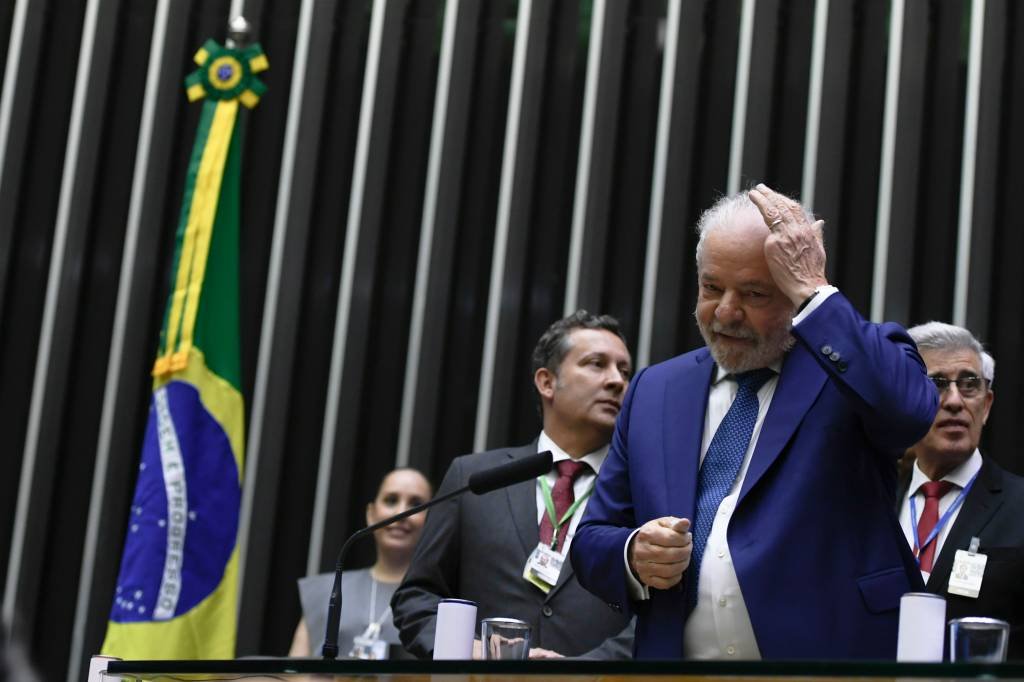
{"left": 366, "top": 502, "right": 374, "bottom": 527}
{"left": 534, "top": 367, "right": 556, "bottom": 402}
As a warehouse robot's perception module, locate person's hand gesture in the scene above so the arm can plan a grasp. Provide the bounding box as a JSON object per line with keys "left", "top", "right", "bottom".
{"left": 628, "top": 517, "right": 691, "bottom": 590}
{"left": 748, "top": 183, "right": 828, "bottom": 307}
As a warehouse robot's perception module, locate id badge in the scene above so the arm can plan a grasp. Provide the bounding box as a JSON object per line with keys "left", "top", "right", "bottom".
{"left": 523, "top": 543, "right": 563, "bottom": 591}
{"left": 947, "top": 549, "right": 987, "bottom": 599}
{"left": 351, "top": 633, "right": 389, "bottom": 660}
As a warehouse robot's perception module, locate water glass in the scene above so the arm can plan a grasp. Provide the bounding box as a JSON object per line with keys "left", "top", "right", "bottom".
{"left": 949, "top": 617, "right": 1009, "bottom": 662}
{"left": 480, "top": 617, "right": 531, "bottom": 660}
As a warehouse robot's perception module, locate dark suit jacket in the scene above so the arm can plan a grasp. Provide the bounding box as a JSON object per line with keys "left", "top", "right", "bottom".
{"left": 900, "top": 456, "right": 1024, "bottom": 659}
{"left": 391, "top": 444, "right": 633, "bottom": 659}
{"left": 572, "top": 292, "right": 937, "bottom": 659}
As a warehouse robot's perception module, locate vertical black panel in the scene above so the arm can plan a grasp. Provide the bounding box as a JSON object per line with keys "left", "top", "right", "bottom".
{"left": 316, "top": 0, "right": 442, "bottom": 627}
{"left": 0, "top": 1, "right": 47, "bottom": 332}
{"left": 986, "top": 0, "right": 1024, "bottom": 476}
{"left": 429, "top": 0, "right": 516, "bottom": 479}
{"left": 0, "top": 0, "right": 86, "bottom": 623}
{"left": 237, "top": 0, "right": 364, "bottom": 655}
{"left": 964, "top": 0, "right": 1008, "bottom": 340}
{"left": 317, "top": 0, "right": 409, "bottom": 595}
{"left": 907, "top": 0, "right": 969, "bottom": 325}
{"left": 764, "top": 0, "right": 814, "bottom": 194}
{"left": 738, "top": 0, "right": 783, "bottom": 189}
{"left": 572, "top": 0, "right": 629, "bottom": 315}
{"left": 479, "top": 0, "right": 554, "bottom": 451}
{"left": 0, "top": 1, "right": 14, "bottom": 92}
{"left": 819, "top": 0, "right": 887, "bottom": 313}
{"left": 504, "top": 0, "right": 589, "bottom": 446}
{"left": 346, "top": 0, "right": 441, "bottom": 570}
{"left": 811, "top": 0, "right": 854, "bottom": 282}
{"left": 600, "top": 0, "right": 665, "bottom": 346}
{"left": 879, "top": 0, "right": 932, "bottom": 324}
{"left": 647, "top": 0, "right": 709, "bottom": 365}
{"left": 259, "top": 0, "right": 371, "bottom": 656}
{"left": 238, "top": 0, "right": 301, "bottom": 412}
{"left": 27, "top": 2, "right": 157, "bottom": 679}
{"left": 672, "top": 0, "right": 741, "bottom": 354}
{"left": 404, "top": 0, "right": 495, "bottom": 476}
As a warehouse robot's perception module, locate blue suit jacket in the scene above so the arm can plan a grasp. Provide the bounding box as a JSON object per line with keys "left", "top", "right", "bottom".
{"left": 572, "top": 293, "right": 937, "bottom": 660}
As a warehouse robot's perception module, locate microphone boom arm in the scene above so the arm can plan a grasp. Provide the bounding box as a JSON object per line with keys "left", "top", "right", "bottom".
{"left": 319, "top": 450, "right": 551, "bottom": 659}
{"left": 320, "top": 483, "right": 470, "bottom": 659}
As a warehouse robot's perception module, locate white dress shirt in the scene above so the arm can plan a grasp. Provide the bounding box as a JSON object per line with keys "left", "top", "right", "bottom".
{"left": 898, "top": 449, "right": 982, "bottom": 582}
{"left": 621, "top": 287, "right": 836, "bottom": 659}
{"left": 536, "top": 431, "right": 608, "bottom": 557}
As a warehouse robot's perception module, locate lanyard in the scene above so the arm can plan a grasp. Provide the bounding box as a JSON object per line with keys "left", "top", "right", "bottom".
{"left": 539, "top": 475, "right": 594, "bottom": 551}
{"left": 364, "top": 578, "right": 391, "bottom": 639}
{"left": 909, "top": 471, "right": 978, "bottom": 563}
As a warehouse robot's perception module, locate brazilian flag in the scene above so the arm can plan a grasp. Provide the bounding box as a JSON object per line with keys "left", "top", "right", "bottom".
{"left": 101, "top": 38, "right": 267, "bottom": 659}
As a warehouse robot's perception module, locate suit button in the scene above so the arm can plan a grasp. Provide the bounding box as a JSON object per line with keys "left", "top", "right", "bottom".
{"left": 837, "top": 360, "right": 848, "bottom": 372}
{"left": 829, "top": 352, "right": 841, "bottom": 362}
{"left": 542, "top": 606, "right": 553, "bottom": 617}
{"left": 821, "top": 345, "right": 832, "bottom": 355}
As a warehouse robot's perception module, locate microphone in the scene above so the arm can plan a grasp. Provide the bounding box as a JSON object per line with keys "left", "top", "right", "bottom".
{"left": 321, "top": 450, "right": 553, "bottom": 659}
{"left": 467, "top": 451, "right": 554, "bottom": 494}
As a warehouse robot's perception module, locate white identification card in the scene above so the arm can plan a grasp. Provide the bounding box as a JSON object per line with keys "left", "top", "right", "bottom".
{"left": 947, "top": 549, "right": 987, "bottom": 599}
{"left": 524, "top": 543, "right": 563, "bottom": 590}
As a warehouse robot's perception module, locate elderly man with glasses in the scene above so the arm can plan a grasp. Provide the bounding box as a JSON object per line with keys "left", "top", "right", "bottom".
{"left": 901, "top": 322, "right": 1024, "bottom": 659}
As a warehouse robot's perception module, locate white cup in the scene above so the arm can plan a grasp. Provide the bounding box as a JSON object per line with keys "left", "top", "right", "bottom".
{"left": 432, "top": 598, "right": 477, "bottom": 659}
{"left": 897, "top": 592, "right": 946, "bottom": 662}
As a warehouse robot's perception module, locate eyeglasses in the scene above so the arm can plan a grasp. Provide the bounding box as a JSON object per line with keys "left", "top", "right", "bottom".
{"left": 930, "top": 374, "right": 986, "bottom": 398}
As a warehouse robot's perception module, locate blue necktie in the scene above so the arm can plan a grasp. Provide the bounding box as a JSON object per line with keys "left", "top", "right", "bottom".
{"left": 689, "top": 368, "right": 774, "bottom": 608}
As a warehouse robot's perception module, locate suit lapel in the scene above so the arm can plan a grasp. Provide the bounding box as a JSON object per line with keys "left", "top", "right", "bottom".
{"left": 928, "top": 460, "right": 1003, "bottom": 591}
{"left": 663, "top": 351, "right": 714, "bottom": 520}
{"left": 506, "top": 446, "right": 542, "bottom": 558}
{"left": 738, "top": 345, "right": 827, "bottom": 503}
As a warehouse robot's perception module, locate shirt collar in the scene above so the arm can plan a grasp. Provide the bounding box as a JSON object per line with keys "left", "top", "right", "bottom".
{"left": 910, "top": 448, "right": 983, "bottom": 494}
{"left": 712, "top": 360, "right": 784, "bottom": 385}
{"left": 538, "top": 431, "right": 608, "bottom": 475}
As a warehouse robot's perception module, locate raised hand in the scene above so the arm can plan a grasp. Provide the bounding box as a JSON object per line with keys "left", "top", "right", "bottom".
{"left": 748, "top": 183, "right": 828, "bottom": 307}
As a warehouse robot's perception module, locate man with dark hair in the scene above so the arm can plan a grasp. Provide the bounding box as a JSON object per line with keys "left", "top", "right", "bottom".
{"left": 901, "top": 322, "right": 1024, "bottom": 659}
{"left": 392, "top": 311, "right": 635, "bottom": 659}
{"left": 572, "top": 184, "right": 937, "bottom": 660}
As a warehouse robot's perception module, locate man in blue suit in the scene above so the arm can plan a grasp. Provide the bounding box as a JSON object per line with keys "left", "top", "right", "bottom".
{"left": 571, "top": 184, "right": 938, "bottom": 660}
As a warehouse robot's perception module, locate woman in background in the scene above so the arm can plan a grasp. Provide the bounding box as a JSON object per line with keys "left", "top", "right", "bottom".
{"left": 289, "top": 467, "right": 432, "bottom": 658}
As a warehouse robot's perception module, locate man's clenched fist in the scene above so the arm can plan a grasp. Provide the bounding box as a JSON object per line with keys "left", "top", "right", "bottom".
{"left": 628, "top": 517, "right": 692, "bottom": 590}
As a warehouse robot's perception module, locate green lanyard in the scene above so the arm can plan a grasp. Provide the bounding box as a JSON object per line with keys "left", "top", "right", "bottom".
{"left": 539, "top": 475, "right": 594, "bottom": 551}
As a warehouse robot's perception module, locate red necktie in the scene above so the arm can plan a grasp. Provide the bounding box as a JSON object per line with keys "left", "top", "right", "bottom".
{"left": 916, "top": 480, "right": 954, "bottom": 573}
{"left": 539, "top": 460, "right": 589, "bottom": 552}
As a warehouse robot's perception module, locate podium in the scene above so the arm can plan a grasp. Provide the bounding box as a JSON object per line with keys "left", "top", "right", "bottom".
{"left": 103, "top": 658, "right": 1024, "bottom": 680}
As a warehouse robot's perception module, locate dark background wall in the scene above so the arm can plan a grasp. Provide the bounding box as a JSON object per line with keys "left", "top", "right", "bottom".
{"left": 0, "top": 1, "right": 1020, "bottom": 680}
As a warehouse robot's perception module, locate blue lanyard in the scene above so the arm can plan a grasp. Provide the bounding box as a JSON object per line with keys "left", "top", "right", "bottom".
{"left": 909, "top": 471, "right": 978, "bottom": 563}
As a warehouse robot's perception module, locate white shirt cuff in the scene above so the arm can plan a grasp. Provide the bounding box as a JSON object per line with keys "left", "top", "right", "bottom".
{"left": 792, "top": 285, "right": 838, "bottom": 326}
{"left": 623, "top": 528, "right": 650, "bottom": 600}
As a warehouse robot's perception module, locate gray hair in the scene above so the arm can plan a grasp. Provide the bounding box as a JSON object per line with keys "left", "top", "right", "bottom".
{"left": 906, "top": 321, "right": 994, "bottom": 385}
{"left": 981, "top": 351, "right": 995, "bottom": 386}
{"left": 694, "top": 189, "right": 816, "bottom": 267}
